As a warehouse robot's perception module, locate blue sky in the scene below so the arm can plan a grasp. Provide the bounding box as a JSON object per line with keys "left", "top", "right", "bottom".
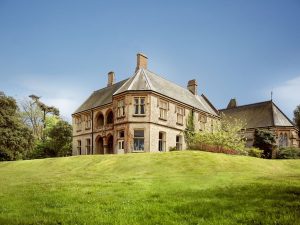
{"left": 0, "top": 0, "right": 300, "bottom": 121}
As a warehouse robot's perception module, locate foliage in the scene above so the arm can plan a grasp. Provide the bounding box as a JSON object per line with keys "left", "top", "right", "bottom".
{"left": 245, "top": 147, "right": 263, "bottom": 158}
{"left": 183, "top": 111, "right": 195, "bottom": 147}
{"left": 0, "top": 151, "right": 300, "bottom": 225}
{"left": 0, "top": 93, "right": 34, "bottom": 161}
{"left": 32, "top": 120, "right": 72, "bottom": 158}
{"left": 253, "top": 129, "right": 276, "bottom": 159}
{"left": 19, "top": 99, "right": 44, "bottom": 140}
{"left": 276, "top": 147, "right": 300, "bottom": 159}
{"left": 294, "top": 105, "right": 300, "bottom": 133}
{"left": 189, "top": 114, "right": 247, "bottom": 154}
{"left": 169, "top": 146, "right": 178, "bottom": 151}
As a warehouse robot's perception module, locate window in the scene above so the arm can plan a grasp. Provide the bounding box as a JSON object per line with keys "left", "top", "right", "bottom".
{"left": 211, "top": 120, "right": 214, "bottom": 133}
{"left": 86, "top": 139, "right": 91, "bottom": 155}
{"left": 85, "top": 114, "right": 91, "bottom": 129}
{"left": 158, "top": 132, "right": 166, "bottom": 152}
{"left": 75, "top": 117, "right": 82, "bottom": 131}
{"left": 117, "top": 100, "right": 125, "bottom": 117}
{"left": 134, "top": 97, "right": 145, "bottom": 115}
{"left": 159, "top": 100, "right": 168, "bottom": 120}
{"left": 176, "top": 135, "right": 182, "bottom": 150}
{"left": 118, "top": 130, "right": 125, "bottom": 151}
{"left": 77, "top": 140, "right": 81, "bottom": 155}
{"left": 176, "top": 107, "right": 184, "bottom": 124}
{"left": 199, "top": 114, "right": 207, "bottom": 131}
{"left": 134, "top": 130, "right": 144, "bottom": 151}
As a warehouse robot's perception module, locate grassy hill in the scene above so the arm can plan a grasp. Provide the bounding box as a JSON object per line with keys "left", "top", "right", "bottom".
{"left": 0, "top": 151, "right": 300, "bottom": 225}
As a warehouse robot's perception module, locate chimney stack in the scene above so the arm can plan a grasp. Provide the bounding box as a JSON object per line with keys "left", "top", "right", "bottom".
{"left": 136, "top": 53, "right": 148, "bottom": 71}
{"left": 107, "top": 71, "right": 115, "bottom": 87}
{"left": 227, "top": 98, "right": 237, "bottom": 109}
{"left": 187, "top": 79, "right": 198, "bottom": 95}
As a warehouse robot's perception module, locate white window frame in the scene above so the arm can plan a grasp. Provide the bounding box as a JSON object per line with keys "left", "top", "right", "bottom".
{"left": 176, "top": 135, "right": 182, "bottom": 150}
{"left": 118, "top": 130, "right": 125, "bottom": 151}
{"left": 158, "top": 132, "right": 166, "bottom": 152}
{"left": 77, "top": 140, "right": 82, "bottom": 155}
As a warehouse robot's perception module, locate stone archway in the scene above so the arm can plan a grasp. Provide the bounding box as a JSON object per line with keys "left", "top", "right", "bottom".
{"left": 107, "top": 135, "right": 114, "bottom": 154}
{"left": 96, "top": 136, "right": 104, "bottom": 154}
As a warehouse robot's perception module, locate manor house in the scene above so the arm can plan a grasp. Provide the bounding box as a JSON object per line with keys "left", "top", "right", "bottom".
{"left": 72, "top": 53, "right": 219, "bottom": 155}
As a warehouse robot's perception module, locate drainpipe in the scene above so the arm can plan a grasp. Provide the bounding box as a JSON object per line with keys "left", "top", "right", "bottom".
{"left": 91, "top": 110, "right": 94, "bottom": 154}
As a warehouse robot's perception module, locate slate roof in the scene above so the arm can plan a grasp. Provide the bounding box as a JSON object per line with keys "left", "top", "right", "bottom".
{"left": 73, "top": 79, "right": 128, "bottom": 114}
{"left": 219, "top": 101, "right": 295, "bottom": 129}
{"left": 74, "top": 68, "right": 219, "bottom": 116}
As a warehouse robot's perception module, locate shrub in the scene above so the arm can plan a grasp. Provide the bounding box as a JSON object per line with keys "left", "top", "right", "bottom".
{"left": 253, "top": 129, "right": 276, "bottom": 159}
{"left": 276, "top": 147, "right": 300, "bottom": 159}
{"left": 169, "top": 146, "right": 178, "bottom": 151}
{"left": 189, "top": 143, "right": 240, "bottom": 155}
{"left": 245, "top": 147, "right": 262, "bottom": 158}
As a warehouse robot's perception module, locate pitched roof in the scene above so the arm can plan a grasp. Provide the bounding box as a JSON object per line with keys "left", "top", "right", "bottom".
{"left": 114, "top": 68, "right": 219, "bottom": 116}
{"left": 73, "top": 79, "right": 128, "bottom": 114}
{"left": 73, "top": 68, "right": 219, "bottom": 116}
{"left": 219, "top": 101, "right": 295, "bottom": 129}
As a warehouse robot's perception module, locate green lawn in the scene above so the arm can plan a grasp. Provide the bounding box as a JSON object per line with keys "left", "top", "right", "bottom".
{"left": 0, "top": 151, "right": 300, "bottom": 225}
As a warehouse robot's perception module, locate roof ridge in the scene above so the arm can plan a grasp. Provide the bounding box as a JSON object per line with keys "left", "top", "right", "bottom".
{"left": 144, "top": 69, "right": 198, "bottom": 95}
{"left": 94, "top": 78, "right": 129, "bottom": 93}
{"left": 141, "top": 68, "right": 154, "bottom": 90}
{"left": 219, "top": 100, "right": 272, "bottom": 111}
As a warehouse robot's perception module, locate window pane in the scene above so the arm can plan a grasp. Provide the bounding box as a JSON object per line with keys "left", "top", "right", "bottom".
{"left": 135, "top": 105, "right": 139, "bottom": 114}
{"left": 119, "top": 130, "right": 124, "bottom": 138}
{"left": 134, "top": 98, "right": 139, "bottom": 104}
{"left": 134, "top": 139, "right": 144, "bottom": 151}
{"left": 140, "top": 105, "right": 145, "bottom": 114}
{"left": 134, "top": 130, "right": 144, "bottom": 137}
{"left": 140, "top": 98, "right": 145, "bottom": 104}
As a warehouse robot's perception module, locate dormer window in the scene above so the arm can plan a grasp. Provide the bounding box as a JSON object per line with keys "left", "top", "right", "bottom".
{"left": 134, "top": 97, "right": 145, "bottom": 115}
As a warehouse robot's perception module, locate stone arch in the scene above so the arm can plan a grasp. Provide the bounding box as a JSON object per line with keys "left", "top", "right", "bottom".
{"left": 95, "top": 135, "right": 104, "bottom": 154}
{"left": 95, "top": 112, "right": 104, "bottom": 128}
{"left": 107, "top": 134, "right": 114, "bottom": 154}
{"left": 106, "top": 110, "right": 114, "bottom": 124}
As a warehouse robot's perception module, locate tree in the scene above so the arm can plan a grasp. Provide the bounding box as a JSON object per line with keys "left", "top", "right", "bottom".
{"left": 0, "top": 93, "right": 34, "bottom": 161}
{"left": 34, "top": 120, "right": 72, "bottom": 158}
{"left": 183, "top": 111, "right": 195, "bottom": 147}
{"left": 20, "top": 99, "right": 44, "bottom": 140}
{"left": 294, "top": 105, "right": 300, "bottom": 133}
{"left": 253, "top": 129, "right": 276, "bottom": 159}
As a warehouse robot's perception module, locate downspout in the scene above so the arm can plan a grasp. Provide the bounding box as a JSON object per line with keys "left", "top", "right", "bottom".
{"left": 91, "top": 110, "right": 94, "bottom": 154}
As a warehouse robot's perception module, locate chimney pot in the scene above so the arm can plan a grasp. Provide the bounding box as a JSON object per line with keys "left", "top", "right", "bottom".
{"left": 136, "top": 53, "right": 148, "bottom": 71}
{"left": 187, "top": 79, "right": 198, "bottom": 95}
{"left": 107, "top": 71, "right": 115, "bottom": 87}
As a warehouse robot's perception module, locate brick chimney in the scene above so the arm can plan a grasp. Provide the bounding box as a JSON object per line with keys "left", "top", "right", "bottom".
{"left": 136, "top": 53, "right": 148, "bottom": 71}
{"left": 107, "top": 71, "right": 115, "bottom": 87}
{"left": 187, "top": 79, "right": 198, "bottom": 95}
{"left": 227, "top": 98, "right": 237, "bottom": 109}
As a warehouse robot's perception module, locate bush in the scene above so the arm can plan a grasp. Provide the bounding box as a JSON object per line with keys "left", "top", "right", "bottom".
{"left": 276, "top": 147, "right": 300, "bottom": 159}
{"left": 169, "top": 146, "right": 178, "bottom": 151}
{"left": 253, "top": 129, "right": 276, "bottom": 159}
{"left": 189, "top": 143, "right": 240, "bottom": 155}
{"left": 245, "top": 147, "right": 262, "bottom": 158}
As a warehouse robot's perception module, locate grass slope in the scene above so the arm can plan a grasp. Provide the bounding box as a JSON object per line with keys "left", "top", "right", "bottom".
{"left": 0, "top": 151, "right": 300, "bottom": 225}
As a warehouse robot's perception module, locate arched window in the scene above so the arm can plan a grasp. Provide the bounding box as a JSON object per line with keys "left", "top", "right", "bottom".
{"left": 279, "top": 133, "right": 284, "bottom": 147}
{"left": 283, "top": 133, "right": 288, "bottom": 147}
{"left": 107, "top": 111, "right": 114, "bottom": 124}
{"left": 96, "top": 113, "right": 104, "bottom": 128}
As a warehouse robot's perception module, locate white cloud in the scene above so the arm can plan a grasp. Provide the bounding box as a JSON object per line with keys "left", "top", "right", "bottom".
{"left": 272, "top": 76, "right": 300, "bottom": 119}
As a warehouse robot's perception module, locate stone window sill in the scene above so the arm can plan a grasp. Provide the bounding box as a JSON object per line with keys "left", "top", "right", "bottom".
{"left": 176, "top": 122, "right": 183, "bottom": 126}
{"left": 133, "top": 114, "right": 146, "bottom": 117}
{"left": 159, "top": 117, "right": 167, "bottom": 121}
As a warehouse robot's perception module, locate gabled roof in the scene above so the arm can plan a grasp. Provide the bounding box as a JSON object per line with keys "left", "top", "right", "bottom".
{"left": 73, "top": 79, "right": 128, "bottom": 114}
{"left": 73, "top": 68, "right": 219, "bottom": 116}
{"left": 114, "top": 68, "right": 219, "bottom": 116}
{"left": 219, "top": 101, "right": 295, "bottom": 129}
